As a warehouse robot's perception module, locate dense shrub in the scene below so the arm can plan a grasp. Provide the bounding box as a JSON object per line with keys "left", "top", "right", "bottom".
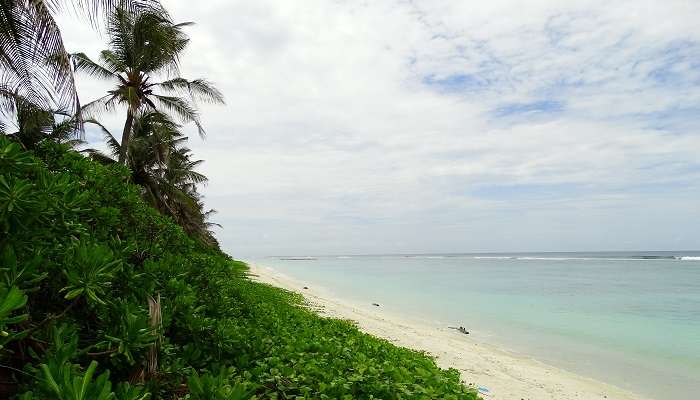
{"left": 0, "top": 137, "right": 478, "bottom": 399}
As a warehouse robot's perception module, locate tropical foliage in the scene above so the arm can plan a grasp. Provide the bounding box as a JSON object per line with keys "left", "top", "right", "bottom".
{"left": 0, "top": 137, "right": 479, "bottom": 398}
{"left": 1, "top": 1, "right": 221, "bottom": 246}
{"left": 86, "top": 111, "right": 219, "bottom": 246}
{"left": 0, "top": 0, "right": 480, "bottom": 398}
{"left": 0, "top": 0, "right": 77, "bottom": 111}
{"left": 0, "top": 0, "right": 152, "bottom": 113}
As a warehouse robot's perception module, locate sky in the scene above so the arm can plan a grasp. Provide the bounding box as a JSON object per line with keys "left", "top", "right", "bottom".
{"left": 56, "top": 0, "right": 700, "bottom": 256}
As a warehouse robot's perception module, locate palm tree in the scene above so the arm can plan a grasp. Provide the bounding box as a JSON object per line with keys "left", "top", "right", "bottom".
{"left": 73, "top": 5, "right": 224, "bottom": 164}
{"left": 1, "top": 92, "right": 84, "bottom": 149}
{"left": 0, "top": 0, "right": 155, "bottom": 115}
{"left": 159, "top": 142, "right": 221, "bottom": 247}
{"left": 86, "top": 110, "right": 220, "bottom": 245}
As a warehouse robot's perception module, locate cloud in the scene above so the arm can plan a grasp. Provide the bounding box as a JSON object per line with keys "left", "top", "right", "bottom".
{"left": 490, "top": 100, "right": 565, "bottom": 119}
{"left": 54, "top": 0, "right": 700, "bottom": 255}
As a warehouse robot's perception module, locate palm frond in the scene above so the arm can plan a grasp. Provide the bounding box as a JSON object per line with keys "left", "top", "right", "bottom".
{"left": 0, "top": 0, "right": 75, "bottom": 110}
{"left": 49, "top": 115, "right": 82, "bottom": 143}
{"left": 82, "top": 147, "right": 117, "bottom": 164}
{"left": 106, "top": 4, "right": 185, "bottom": 76}
{"left": 98, "top": 49, "right": 127, "bottom": 72}
{"left": 72, "top": 52, "right": 116, "bottom": 80}
{"left": 50, "top": 0, "right": 161, "bottom": 27}
{"left": 80, "top": 93, "right": 121, "bottom": 119}
{"left": 155, "top": 78, "right": 225, "bottom": 104}
{"left": 151, "top": 94, "right": 204, "bottom": 137}
{"left": 1, "top": 0, "right": 159, "bottom": 114}
{"left": 203, "top": 208, "right": 221, "bottom": 229}
{"left": 84, "top": 117, "right": 120, "bottom": 155}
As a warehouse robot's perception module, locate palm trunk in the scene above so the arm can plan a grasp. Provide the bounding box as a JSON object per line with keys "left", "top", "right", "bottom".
{"left": 146, "top": 294, "right": 162, "bottom": 378}
{"left": 118, "top": 111, "right": 135, "bottom": 164}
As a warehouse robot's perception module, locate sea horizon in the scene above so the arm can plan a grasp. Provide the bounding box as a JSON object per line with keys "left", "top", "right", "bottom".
{"left": 267, "top": 249, "right": 700, "bottom": 260}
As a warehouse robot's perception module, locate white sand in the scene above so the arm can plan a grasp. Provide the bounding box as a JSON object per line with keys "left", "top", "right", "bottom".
{"left": 249, "top": 264, "right": 650, "bottom": 400}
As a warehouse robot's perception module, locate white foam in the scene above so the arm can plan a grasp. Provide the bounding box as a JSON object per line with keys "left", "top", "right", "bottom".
{"left": 473, "top": 256, "right": 681, "bottom": 262}
{"left": 473, "top": 256, "right": 514, "bottom": 259}
{"left": 407, "top": 255, "right": 447, "bottom": 259}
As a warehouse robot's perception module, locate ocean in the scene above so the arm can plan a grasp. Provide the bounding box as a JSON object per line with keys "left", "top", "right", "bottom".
{"left": 253, "top": 252, "right": 700, "bottom": 400}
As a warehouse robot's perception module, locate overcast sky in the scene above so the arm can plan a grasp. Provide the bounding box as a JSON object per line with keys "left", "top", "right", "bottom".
{"left": 57, "top": 0, "right": 700, "bottom": 256}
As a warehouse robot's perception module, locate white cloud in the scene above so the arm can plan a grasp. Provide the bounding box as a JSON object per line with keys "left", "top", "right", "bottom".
{"left": 55, "top": 0, "right": 700, "bottom": 255}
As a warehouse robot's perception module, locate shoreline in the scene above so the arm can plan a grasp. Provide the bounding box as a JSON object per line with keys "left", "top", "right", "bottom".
{"left": 249, "top": 263, "right": 649, "bottom": 400}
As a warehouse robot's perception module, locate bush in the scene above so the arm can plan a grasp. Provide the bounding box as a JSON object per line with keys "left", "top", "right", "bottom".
{"left": 0, "top": 136, "right": 478, "bottom": 399}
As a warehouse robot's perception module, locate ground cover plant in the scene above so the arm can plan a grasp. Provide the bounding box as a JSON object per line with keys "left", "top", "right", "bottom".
{"left": 0, "top": 137, "right": 479, "bottom": 398}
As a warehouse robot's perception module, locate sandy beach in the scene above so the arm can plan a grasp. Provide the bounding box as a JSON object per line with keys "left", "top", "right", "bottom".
{"left": 249, "top": 264, "right": 649, "bottom": 400}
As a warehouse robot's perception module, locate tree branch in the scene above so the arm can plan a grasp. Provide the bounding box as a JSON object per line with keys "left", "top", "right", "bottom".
{"left": 87, "top": 348, "right": 118, "bottom": 357}
{"left": 26, "top": 298, "right": 79, "bottom": 335}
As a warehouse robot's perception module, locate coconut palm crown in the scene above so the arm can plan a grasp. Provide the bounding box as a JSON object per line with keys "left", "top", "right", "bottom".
{"left": 73, "top": 5, "right": 224, "bottom": 163}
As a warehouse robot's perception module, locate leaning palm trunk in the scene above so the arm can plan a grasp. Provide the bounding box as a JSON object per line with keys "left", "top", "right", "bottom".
{"left": 146, "top": 293, "right": 161, "bottom": 377}
{"left": 119, "top": 109, "right": 135, "bottom": 163}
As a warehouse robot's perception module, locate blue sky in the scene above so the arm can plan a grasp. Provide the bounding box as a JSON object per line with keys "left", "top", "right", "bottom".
{"left": 58, "top": 0, "right": 700, "bottom": 255}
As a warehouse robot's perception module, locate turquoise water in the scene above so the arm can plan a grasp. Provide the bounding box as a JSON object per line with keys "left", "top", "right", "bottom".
{"left": 253, "top": 252, "right": 700, "bottom": 400}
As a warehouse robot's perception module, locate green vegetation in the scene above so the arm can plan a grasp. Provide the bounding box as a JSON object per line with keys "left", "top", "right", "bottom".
{"left": 0, "top": 138, "right": 478, "bottom": 398}
{"left": 1, "top": 0, "right": 479, "bottom": 398}
{"left": 84, "top": 109, "right": 221, "bottom": 247}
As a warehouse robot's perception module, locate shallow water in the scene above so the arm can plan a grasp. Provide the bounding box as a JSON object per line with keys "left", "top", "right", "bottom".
{"left": 252, "top": 252, "right": 700, "bottom": 400}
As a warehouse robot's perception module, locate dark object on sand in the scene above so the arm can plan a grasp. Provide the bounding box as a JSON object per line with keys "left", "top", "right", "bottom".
{"left": 372, "top": 303, "right": 380, "bottom": 307}
{"left": 303, "top": 286, "right": 308, "bottom": 289}
{"left": 448, "top": 326, "right": 470, "bottom": 335}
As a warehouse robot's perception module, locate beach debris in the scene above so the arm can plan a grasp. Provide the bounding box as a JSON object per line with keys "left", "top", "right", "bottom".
{"left": 448, "top": 326, "right": 470, "bottom": 335}
{"left": 478, "top": 386, "right": 490, "bottom": 396}
{"left": 372, "top": 303, "right": 380, "bottom": 307}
